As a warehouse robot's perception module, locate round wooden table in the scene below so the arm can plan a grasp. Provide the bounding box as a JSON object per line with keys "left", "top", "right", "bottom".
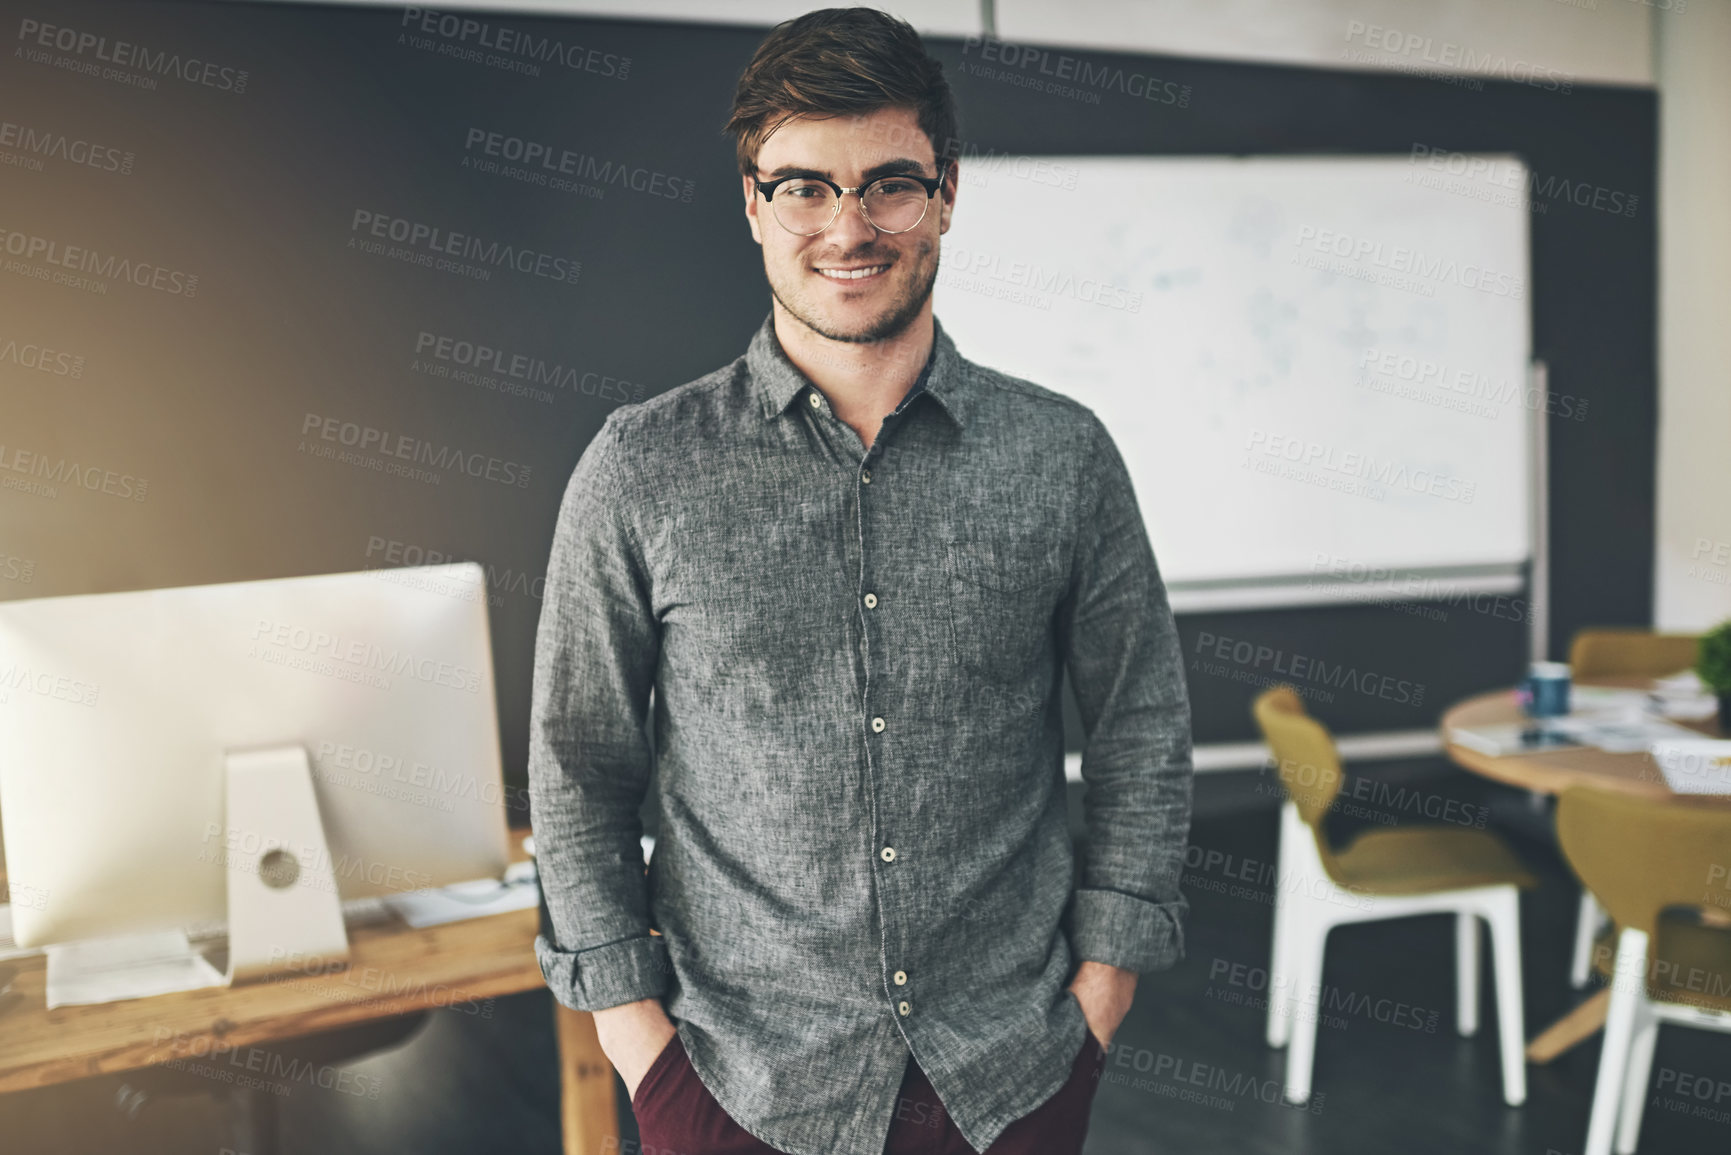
{"left": 1440, "top": 678, "right": 1728, "bottom": 802}
{"left": 1438, "top": 677, "right": 1730, "bottom": 1063}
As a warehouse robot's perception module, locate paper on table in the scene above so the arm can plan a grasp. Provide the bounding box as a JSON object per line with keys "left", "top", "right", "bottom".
{"left": 1650, "top": 739, "right": 1731, "bottom": 795}
{"left": 45, "top": 930, "right": 227, "bottom": 1009}
{"left": 382, "top": 877, "right": 540, "bottom": 929}
{"left": 1548, "top": 714, "right": 1705, "bottom": 753}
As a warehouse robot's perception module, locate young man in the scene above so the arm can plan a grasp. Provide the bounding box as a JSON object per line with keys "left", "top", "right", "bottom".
{"left": 527, "top": 9, "right": 1193, "bottom": 1154}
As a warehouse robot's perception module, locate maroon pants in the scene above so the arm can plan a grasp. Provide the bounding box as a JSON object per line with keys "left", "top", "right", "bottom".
{"left": 629, "top": 1031, "right": 1106, "bottom": 1155}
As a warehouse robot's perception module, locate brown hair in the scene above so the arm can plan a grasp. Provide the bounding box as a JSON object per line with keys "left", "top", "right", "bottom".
{"left": 723, "top": 7, "right": 960, "bottom": 179}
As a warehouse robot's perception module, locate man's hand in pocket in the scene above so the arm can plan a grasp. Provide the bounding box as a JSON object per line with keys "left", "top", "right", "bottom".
{"left": 1067, "top": 960, "right": 1138, "bottom": 1049}
{"left": 593, "top": 998, "right": 679, "bottom": 1099}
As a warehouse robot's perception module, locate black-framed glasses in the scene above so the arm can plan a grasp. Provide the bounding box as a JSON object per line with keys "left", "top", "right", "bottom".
{"left": 753, "top": 160, "right": 950, "bottom": 236}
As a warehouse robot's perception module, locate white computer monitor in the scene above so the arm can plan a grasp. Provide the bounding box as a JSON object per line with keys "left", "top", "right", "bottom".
{"left": 0, "top": 563, "right": 511, "bottom": 951}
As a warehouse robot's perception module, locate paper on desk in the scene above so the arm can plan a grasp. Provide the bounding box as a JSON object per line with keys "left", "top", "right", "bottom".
{"left": 45, "top": 930, "right": 227, "bottom": 1009}
{"left": 382, "top": 878, "right": 540, "bottom": 929}
{"left": 1650, "top": 739, "right": 1731, "bottom": 795}
{"left": 1548, "top": 714, "right": 1705, "bottom": 753}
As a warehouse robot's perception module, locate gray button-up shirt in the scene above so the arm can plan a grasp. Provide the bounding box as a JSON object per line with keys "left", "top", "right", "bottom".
{"left": 528, "top": 310, "right": 1193, "bottom": 1155}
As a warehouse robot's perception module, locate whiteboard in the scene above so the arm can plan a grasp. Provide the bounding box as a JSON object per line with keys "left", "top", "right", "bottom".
{"left": 934, "top": 154, "right": 1532, "bottom": 596}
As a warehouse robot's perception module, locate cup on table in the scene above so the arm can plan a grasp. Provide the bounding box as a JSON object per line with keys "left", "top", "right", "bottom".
{"left": 1516, "top": 661, "right": 1572, "bottom": 722}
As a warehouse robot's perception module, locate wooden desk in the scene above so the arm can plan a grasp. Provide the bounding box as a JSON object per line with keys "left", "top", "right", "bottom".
{"left": 1438, "top": 682, "right": 1730, "bottom": 1062}
{"left": 0, "top": 827, "right": 618, "bottom": 1153}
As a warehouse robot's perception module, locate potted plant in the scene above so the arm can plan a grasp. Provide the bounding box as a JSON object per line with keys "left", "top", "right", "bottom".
{"left": 1698, "top": 619, "right": 1731, "bottom": 733}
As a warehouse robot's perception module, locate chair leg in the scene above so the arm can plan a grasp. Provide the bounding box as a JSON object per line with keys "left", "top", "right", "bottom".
{"left": 1584, "top": 930, "right": 1649, "bottom": 1155}
{"left": 1571, "top": 890, "right": 1603, "bottom": 989}
{"left": 1614, "top": 1007, "right": 1659, "bottom": 1155}
{"left": 1282, "top": 920, "right": 1328, "bottom": 1105}
{"left": 1486, "top": 890, "right": 1527, "bottom": 1107}
{"left": 1267, "top": 888, "right": 1295, "bottom": 1048}
{"left": 1457, "top": 911, "right": 1481, "bottom": 1038}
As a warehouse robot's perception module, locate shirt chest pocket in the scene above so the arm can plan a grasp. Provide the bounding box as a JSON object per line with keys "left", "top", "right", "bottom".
{"left": 942, "top": 530, "right": 1069, "bottom": 684}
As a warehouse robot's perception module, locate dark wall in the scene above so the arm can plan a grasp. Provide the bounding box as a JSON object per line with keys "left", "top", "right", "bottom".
{"left": 0, "top": 2, "right": 1655, "bottom": 781}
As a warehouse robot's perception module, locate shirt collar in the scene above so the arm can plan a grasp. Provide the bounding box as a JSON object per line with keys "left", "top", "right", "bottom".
{"left": 749, "top": 310, "right": 970, "bottom": 429}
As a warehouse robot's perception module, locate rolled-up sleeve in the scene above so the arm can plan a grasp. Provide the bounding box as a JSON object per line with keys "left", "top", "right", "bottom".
{"left": 1057, "top": 413, "right": 1195, "bottom": 975}
{"left": 528, "top": 411, "right": 670, "bottom": 1011}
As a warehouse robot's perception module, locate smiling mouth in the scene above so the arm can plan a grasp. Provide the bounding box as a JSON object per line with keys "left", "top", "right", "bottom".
{"left": 815, "top": 263, "right": 890, "bottom": 282}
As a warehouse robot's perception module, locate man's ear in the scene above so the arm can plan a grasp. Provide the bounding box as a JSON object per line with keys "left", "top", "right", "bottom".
{"left": 742, "top": 173, "right": 763, "bottom": 246}
{"left": 937, "top": 160, "right": 957, "bottom": 236}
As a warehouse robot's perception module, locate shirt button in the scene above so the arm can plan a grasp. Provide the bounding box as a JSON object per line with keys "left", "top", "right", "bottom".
{"left": 808, "top": 392, "right": 821, "bottom": 409}
{"left": 898, "top": 1000, "right": 911, "bottom": 1016}
{"left": 880, "top": 846, "right": 896, "bottom": 862}
{"left": 893, "top": 970, "right": 908, "bottom": 985}
{"left": 864, "top": 593, "right": 877, "bottom": 609}
{"left": 871, "top": 716, "right": 885, "bottom": 732}
{"left": 862, "top": 469, "right": 872, "bottom": 483}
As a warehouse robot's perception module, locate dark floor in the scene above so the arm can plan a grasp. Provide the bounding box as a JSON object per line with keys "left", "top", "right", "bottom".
{"left": 6, "top": 760, "right": 1729, "bottom": 1154}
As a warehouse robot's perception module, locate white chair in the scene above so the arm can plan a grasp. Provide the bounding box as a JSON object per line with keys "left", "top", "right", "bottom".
{"left": 1556, "top": 785, "right": 1731, "bottom": 1155}
{"left": 1562, "top": 630, "right": 1701, "bottom": 990}
{"left": 1254, "top": 685, "right": 1535, "bottom": 1107}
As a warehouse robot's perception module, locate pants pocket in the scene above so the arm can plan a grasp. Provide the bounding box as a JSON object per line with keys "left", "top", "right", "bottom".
{"left": 629, "top": 1031, "right": 685, "bottom": 1116}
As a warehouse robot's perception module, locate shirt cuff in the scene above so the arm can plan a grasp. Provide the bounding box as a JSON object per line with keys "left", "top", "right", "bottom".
{"left": 535, "top": 932, "right": 671, "bottom": 1012}
{"left": 1065, "top": 888, "right": 1186, "bottom": 974}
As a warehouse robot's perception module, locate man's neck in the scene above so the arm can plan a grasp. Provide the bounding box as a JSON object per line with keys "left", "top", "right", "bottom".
{"left": 773, "top": 301, "right": 934, "bottom": 452}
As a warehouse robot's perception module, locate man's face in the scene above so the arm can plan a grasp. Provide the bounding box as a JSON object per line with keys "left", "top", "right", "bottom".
{"left": 743, "top": 105, "right": 954, "bottom": 344}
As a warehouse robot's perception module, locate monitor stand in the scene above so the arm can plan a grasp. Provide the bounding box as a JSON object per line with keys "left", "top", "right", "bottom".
{"left": 222, "top": 744, "right": 351, "bottom": 983}
{"left": 44, "top": 745, "right": 352, "bottom": 1007}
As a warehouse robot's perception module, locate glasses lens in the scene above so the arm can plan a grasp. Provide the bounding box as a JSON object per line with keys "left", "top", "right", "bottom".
{"left": 861, "top": 177, "right": 930, "bottom": 233}
{"left": 773, "top": 179, "right": 839, "bottom": 235}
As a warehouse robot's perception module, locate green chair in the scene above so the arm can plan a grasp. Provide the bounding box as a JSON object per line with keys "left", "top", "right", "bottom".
{"left": 1254, "top": 685, "right": 1537, "bottom": 1106}
{"left": 1555, "top": 785, "right": 1731, "bottom": 1155}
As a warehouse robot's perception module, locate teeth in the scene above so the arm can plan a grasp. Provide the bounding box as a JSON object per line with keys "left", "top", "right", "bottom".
{"left": 818, "top": 265, "right": 888, "bottom": 280}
